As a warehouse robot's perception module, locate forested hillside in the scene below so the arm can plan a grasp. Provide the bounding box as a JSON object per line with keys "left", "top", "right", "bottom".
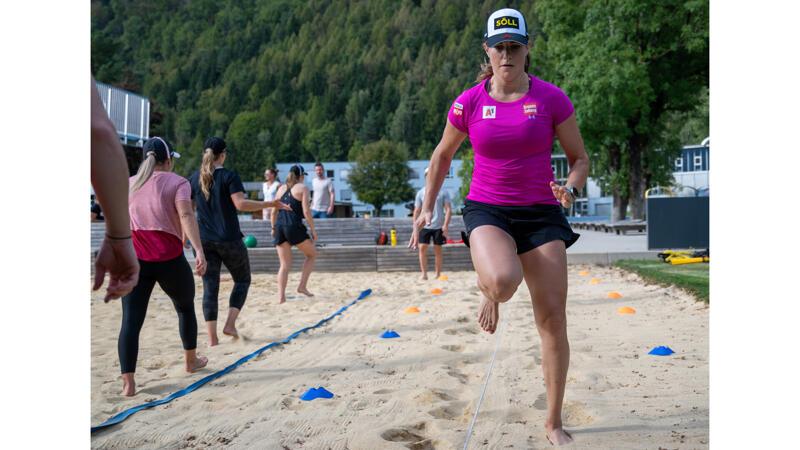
{"left": 92, "top": 0, "right": 527, "bottom": 179}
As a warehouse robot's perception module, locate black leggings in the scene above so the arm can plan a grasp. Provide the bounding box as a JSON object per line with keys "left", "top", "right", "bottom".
{"left": 118, "top": 253, "right": 197, "bottom": 374}
{"left": 201, "top": 239, "right": 251, "bottom": 322}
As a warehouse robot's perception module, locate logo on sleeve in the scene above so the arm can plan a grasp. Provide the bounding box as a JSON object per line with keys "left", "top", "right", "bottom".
{"left": 453, "top": 102, "right": 463, "bottom": 117}
{"left": 482, "top": 106, "right": 496, "bottom": 119}
{"left": 494, "top": 16, "right": 520, "bottom": 30}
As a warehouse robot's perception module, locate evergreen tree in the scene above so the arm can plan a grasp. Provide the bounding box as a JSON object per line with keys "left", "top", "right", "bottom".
{"left": 347, "top": 140, "right": 415, "bottom": 216}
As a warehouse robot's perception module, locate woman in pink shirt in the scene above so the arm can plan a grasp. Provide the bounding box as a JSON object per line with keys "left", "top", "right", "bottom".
{"left": 410, "top": 8, "right": 589, "bottom": 446}
{"left": 118, "top": 137, "right": 209, "bottom": 396}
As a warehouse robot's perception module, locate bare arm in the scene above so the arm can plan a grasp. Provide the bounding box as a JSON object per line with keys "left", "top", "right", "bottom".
{"left": 551, "top": 114, "right": 590, "bottom": 208}
{"left": 90, "top": 75, "right": 139, "bottom": 301}
{"left": 231, "top": 191, "right": 291, "bottom": 212}
{"left": 176, "top": 200, "right": 206, "bottom": 275}
{"left": 442, "top": 202, "right": 452, "bottom": 236}
{"left": 327, "top": 185, "right": 335, "bottom": 215}
{"left": 300, "top": 185, "right": 317, "bottom": 241}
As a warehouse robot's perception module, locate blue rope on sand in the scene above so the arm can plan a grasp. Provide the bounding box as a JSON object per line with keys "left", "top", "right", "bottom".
{"left": 91, "top": 289, "right": 373, "bottom": 433}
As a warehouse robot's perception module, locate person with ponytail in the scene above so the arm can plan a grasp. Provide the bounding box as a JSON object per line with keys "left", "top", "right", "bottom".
{"left": 120, "top": 136, "right": 208, "bottom": 396}
{"left": 271, "top": 164, "right": 317, "bottom": 304}
{"left": 408, "top": 8, "right": 590, "bottom": 446}
{"left": 188, "top": 137, "right": 290, "bottom": 346}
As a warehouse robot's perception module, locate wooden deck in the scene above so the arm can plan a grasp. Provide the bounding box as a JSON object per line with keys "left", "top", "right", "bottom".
{"left": 90, "top": 217, "right": 471, "bottom": 273}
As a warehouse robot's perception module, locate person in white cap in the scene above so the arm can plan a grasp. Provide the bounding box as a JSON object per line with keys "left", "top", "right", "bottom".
{"left": 410, "top": 7, "right": 590, "bottom": 446}
{"left": 412, "top": 167, "right": 451, "bottom": 280}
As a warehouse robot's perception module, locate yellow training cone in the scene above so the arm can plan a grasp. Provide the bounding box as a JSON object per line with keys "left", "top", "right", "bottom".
{"left": 607, "top": 292, "right": 622, "bottom": 299}
{"left": 438, "top": 275, "right": 449, "bottom": 280}
{"left": 589, "top": 278, "right": 601, "bottom": 284}
{"left": 429, "top": 288, "right": 443, "bottom": 294}
{"left": 579, "top": 270, "right": 590, "bottom": 276}
{"left": 404, "top": 307, "right": 420, "bottom": 313}
{"left": 616, "top": 306, "right": 636, "bottom": 314}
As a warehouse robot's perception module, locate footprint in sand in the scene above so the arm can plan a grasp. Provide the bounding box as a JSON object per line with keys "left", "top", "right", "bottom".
{"left": 373, "top": 388, "right": 395, "bottom": 395}
{"left": 380, "top": 423, "right": 433, "bottom": 450}
{"left": 563, "top": 401, "right": 595, "bottom": 427}
{"left": 445, "top": 368, "right": 468, "bottom": 384}
{"left": 533, "top": 392, "right": 547, "bottom": 410}
{"left": 444, "top": 327, "right": 478, "bottom": 335}
{"left": 428, "top": 401, "right": 468, "bottom": 421}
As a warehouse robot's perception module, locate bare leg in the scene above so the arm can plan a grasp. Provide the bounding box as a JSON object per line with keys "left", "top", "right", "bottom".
{"left": 467, "top": 225, "right": 522, "bottom": 333}
{"left": 433, "top": 244, "right": 443, "bottom": 278}
{"left": 206, "top": 321, "right": 218, "bottom": 347}
{"left": 121, "top": 372, "right": 135, "bottom": 396}
{"left": 418, "top": 243, "right": 429, "bottom": 280}
{"left": 519, "top": 240, "right": 573, "bottom": 446}
{"left": 276, "top": 242, "right": 292, "bottom": 304}
{"left": 223, "top": 307, "right": 240, "bottom": 338}
{"left": 295, "top": 239, "right": 316, "bottom": 297}
{"left": 185, "top": 349, "right": 208, "bottom": 372}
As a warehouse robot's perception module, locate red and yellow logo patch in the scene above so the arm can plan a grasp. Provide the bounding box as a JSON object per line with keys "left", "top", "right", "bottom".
{"left": 523, "top": 102, "right": 537, "bottom": 115}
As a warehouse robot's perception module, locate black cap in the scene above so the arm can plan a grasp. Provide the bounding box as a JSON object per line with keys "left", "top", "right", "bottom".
{"left": 204, "top": 137, "right": 229, "bottom": 155}
{"left": 290, "top": 165, "right": 308, "bottom": 177}
{"left": 143, "top": 137, "right": 180, "bottom": 162}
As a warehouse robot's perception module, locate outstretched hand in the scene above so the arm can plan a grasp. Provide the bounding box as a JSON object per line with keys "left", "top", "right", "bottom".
{"left": 408, "top": 209, "right": 432, "bottom": 250}
{"left": 93, "top": 238, "right": 140, "bottom": 302}
{"left": 550, "top": 181, "right": 575, "bottom": 209}
{"left": 272, "top": 200, "right": 292, "bottom": 211}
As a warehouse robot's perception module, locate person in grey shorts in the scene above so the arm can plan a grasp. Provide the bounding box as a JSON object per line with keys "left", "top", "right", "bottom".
{"left": 410, "top": 167, "right": 452, "bottom": 280}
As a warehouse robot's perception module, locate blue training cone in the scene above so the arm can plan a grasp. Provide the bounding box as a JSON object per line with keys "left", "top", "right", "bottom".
{"left": 315, "top": 386, "right": 334, "bottom": 399}
{"left": 648, "top": 346, "right": 675, "bottom": 356}
{"left": 381, "top": 330, "right": 400, "bottom": 338}
{"left": 299, "top": 386, "right": 334, "bottom": 401}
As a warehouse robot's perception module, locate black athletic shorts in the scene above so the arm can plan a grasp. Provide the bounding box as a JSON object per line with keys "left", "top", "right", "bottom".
{"left": 419, "top": 227, "right": 446, "bottom": 245}
{"left": 274, "top": 224, "right": 311, "bottom": 246}
{"left": 461, "top": 199, "right": 579, "bottom": 254}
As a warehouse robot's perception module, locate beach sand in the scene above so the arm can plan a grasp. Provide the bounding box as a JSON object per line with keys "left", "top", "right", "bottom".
{"left": 90, "top": 264, "right": 708, "bottom": 449}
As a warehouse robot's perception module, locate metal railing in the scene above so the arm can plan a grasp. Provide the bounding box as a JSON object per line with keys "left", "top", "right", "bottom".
{"left": 95, "top": 80, "right": 150, "bottom": 148}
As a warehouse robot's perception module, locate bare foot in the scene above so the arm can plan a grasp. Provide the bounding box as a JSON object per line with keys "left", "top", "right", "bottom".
{"left": 297, "top": 287, "right": 314, "bottom": 297}
{"left": 420, "top": 273, "right": 428, "bottom": 280}
{"left": 477, "top": 295, "right": 499, "bottom": 334}
{"left": 208, "top": 335, "right": 219, "bottom": 347}
{"left": 120, "top": 375, "right": 135, "bottom": 397}
{"left": 545, "top": 428, "right": 573, "bottom": 446}
{"left": 223, "top": 326, "right": 238, "bottom": 339}
{"left": 278, "top": 297, "right": 286, "bottom": 304}
{"left": 186, "top": 356, "right": 208, "bottom": 373}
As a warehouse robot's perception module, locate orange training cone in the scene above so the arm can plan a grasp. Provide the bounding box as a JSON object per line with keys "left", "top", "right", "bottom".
{"left": 579, "top": 270, "right": 590, "bottom": 276}
{"left": 589, "top": 278, "right": 601, "bottom": 284}
{"left": 438, "top": 275, "right": 449, "bottom": 280}
{"left": 607, "top": 292, "right": 622, "bottom": 299}
{"left": 429, "top": 288, "right": 443, "bottom": 294}
{"left": 616, "top": 306, "right": 636, "bottom": 314}
{"left": 404, "top": 307, "right": 420, "bottom": 313}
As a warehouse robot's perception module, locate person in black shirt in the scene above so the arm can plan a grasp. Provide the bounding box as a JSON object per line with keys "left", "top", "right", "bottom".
{"left": 189, "top": 137, "right": 290, "bottom": 346}
{"left": 271, "top": 165, "right": 318, "bottom": 304}
{"left": 90, "top": 196, "right": 104, "bottom": 222}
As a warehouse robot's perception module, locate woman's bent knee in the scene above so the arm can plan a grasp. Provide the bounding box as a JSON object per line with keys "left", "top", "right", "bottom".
{"left": 481, "top": 274, "right": 520, "bottom": 302}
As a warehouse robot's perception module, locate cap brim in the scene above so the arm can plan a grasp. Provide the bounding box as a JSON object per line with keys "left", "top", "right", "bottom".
{"left": 485, "top": 33, "right": 528, "bottom": 47}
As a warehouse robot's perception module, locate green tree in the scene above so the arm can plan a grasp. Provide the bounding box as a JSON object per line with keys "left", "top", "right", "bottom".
{"left": 347, "top": 140, "right": 415, "bottom": 216}
{"left": 533, "top": 0, "right": 709, "bottom": 220}
{"left": 457, "top": 147, "right": 474, "bottom": 204}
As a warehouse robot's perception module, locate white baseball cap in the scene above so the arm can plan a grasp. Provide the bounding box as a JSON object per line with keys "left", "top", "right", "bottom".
{"left": 484, "top": 8, "right": 528, "bottom": 47}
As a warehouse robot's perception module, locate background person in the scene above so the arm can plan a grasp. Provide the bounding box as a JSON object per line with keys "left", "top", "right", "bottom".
{"left": 411, "top": 167, "right": 452, "bottom": 280}
{"left": 271, "top": 165, "right": 317, "bottom": 304}
{"left": 119, "top": 136, "right": 208, "bottom": 396}
{"left": 189, "top": 137, "right": 290, "bottom": 346}
{"left": 91, "top": 196, "right": 105, "bottom": 222}
{"left": 262, "top": 168, "right": 281, "bottom": 224}
{"left": 409, "top": 8, "right": 589, "bottom": 446}
{"left": 91, "top": 75, "right": 139, "bottom": 302}
{"left": 311, "top": 162, "right": 335, "bottom": 218}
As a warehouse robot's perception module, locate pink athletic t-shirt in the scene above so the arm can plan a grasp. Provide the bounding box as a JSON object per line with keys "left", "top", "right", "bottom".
{"left": 448, "top": 74, "right": 574, "bottom": 206}
{"left": 128, "top": 172, "right": 191, "bottom": 261}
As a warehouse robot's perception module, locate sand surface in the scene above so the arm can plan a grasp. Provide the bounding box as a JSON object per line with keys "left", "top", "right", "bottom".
{"left": 90, "top": 265, "right": 708, "bottom": 449}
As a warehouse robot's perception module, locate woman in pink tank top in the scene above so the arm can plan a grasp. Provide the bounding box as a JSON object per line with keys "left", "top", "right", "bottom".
{"left": 409, "top": 8, "right": 590, "bottom": 446}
